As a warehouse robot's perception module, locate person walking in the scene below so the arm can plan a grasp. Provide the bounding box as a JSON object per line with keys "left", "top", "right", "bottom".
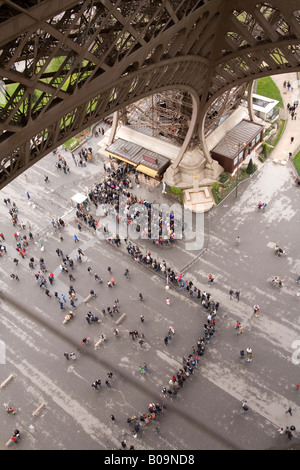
{"left": 242, "top": 398, "right": 249, "bottom": 414}
{"left": 285, "top": 406, "right": 293, "bottom": 416}
{"left": 246, "top": 348, "right": 253, "bottom": 363}
{"left": 92, "top": 380, "right": 101, "bottom": 390}
{"left": 253, "top": 305, "right": 260, "bottom": 316}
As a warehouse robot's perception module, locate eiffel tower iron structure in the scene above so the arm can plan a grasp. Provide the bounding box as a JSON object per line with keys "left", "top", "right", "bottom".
{"left": 0, "top": 0, "right": 299, "bottom": 189}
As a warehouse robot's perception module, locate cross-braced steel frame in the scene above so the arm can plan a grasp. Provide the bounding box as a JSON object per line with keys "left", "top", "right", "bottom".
{"left": 0, "top": 0, "right": 299, "bottom": 188}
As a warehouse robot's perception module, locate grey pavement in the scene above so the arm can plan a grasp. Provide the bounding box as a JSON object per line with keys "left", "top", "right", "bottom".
{"left": 271, "top": 72, "right": 300, "bottom": 162}
{"left": 0, "top": 80, "right": 300, "bottom": 452}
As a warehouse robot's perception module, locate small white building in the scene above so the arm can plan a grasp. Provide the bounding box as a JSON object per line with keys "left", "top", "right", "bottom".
{"left": 71, "top": 193, "right": 89, "bottom": 211}
{"left": 252, "top": 93, "right": 279, "bottom": 121}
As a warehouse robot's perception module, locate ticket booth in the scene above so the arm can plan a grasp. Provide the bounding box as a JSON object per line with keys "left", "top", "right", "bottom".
{"left": 71, "top": 193, "right": 89, "bottom": 211}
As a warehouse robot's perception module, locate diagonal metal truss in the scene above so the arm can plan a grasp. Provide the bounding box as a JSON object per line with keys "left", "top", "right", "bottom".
{"left": 0, "top": 0, "right": 300, "bottom": 188}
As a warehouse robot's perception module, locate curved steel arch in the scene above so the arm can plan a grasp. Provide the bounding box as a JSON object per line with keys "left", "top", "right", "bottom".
{"left": 0, "top": 0, "right": 299, "bottom": 188}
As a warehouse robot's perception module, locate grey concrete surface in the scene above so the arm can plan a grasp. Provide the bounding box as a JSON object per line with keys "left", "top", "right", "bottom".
{"left": 0, "top": 92, "right": 299, "bottom": 452}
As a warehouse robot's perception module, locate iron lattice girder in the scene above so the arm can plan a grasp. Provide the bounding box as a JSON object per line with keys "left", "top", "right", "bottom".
{"left": 0, "top": 0, "right": 300, "bottom": 188}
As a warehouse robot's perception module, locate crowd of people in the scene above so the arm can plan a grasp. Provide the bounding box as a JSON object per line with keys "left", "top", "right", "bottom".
{"left": 84, "top": 162, "right": 181, "bottom": 245}
{"left": 1, "top": 132, "right": 297, "bottom": 449}
{"left": 1, "top": 182, "right": 222, "bottom": 449}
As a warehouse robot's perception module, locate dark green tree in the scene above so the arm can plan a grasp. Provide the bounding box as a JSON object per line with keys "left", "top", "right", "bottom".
{"left": 246, "top": 157, "right": 255, "bottom": 175}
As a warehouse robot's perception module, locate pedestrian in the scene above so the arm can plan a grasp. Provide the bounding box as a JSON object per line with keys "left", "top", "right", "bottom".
{"left": 113, "top": 328, "right": 119, "bottom": 337}
{"left": 11, "top": 429, "right": 20, "bottom": 443}
{"left": 242, "top": 399, "right": 249, "bottom": 414}
{"left": 140, "top": 315, "right": 145, "bottom": 323}
{"left": 166, "top": 297, "right": 170, "bottom": 306}
{"left": 291, "top": 136, "right": 294, "bottom": 144}
{"left": 229, "top": 289, "right": 234, "bottom": 300}
{"left": 235, "top": 290, "right": 240, "bottom": 301}
{"left": 237, "top": 325, "right": 243, "bottom": 335}
{"left": 64, "top": 352, "right": 69, "bottom": 360}
{"left": 164, "top": 336, "right": 168, "bottom": 346}
{"left": 277, "top": 427, "right": 284, "bottom": 435}
{"left": 81, "top": 337, "right": 90, "bottom": 346}
{"left": 253, "top": 305, "right": 260, "bottom": 316}
{"left": 74, "top": 234, "right": 79, "bottom": 243}
{"left": 110, "top": 414, "right": 116, "bottom": 423}
{"left": 139, "top": 293, "right": 144, "bottom": 301}
{"left": 94, "top": 273, "right": 102, "bottom": 283}
{"left": 235, "top": 236, "right": 240, "bottom": 246}
{"left": 69, "top": 352, "right": 76, "bottom": 360}
{"left": 285, "top": 406, "right": 293, "bottom": 416}
{"left": 88, "top": 290, "right": 97, "bottom": 300}
{"left": 112, "top": 303, "right": 119, "bottom": 314}
{"left": 92, "top": 381, "right": 100, "bottom": 390}
{"left": 246, "top": 348, "right": 253, "bottom": 363}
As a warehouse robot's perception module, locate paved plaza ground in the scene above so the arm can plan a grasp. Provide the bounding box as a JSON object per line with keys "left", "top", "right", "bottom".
{"left": 0, "top": 74, "right": 299, "bottom": 452}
